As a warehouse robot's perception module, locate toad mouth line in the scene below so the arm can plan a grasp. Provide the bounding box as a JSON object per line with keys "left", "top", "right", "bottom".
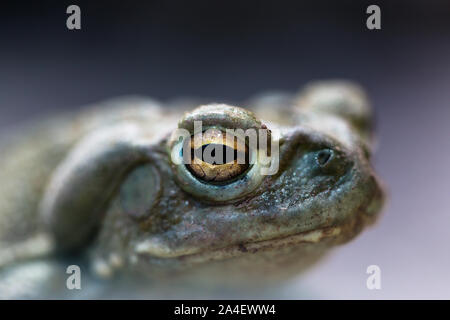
{"left": 134, "top": 226, "right": 342, "bottom": 262}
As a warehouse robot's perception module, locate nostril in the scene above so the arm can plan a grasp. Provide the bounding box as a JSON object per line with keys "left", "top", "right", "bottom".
{"left": 317, "top": 149, "right": 332, "bottom": 166}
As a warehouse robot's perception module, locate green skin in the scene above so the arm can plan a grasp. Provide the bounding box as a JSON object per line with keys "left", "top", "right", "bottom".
{"left": 0, "top": 81, "right": 384, "bottom": 298}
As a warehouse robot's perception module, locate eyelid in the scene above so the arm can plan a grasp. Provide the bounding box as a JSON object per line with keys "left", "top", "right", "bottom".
{"left": 178, "top": 104, "right": 263, "bottom": 133}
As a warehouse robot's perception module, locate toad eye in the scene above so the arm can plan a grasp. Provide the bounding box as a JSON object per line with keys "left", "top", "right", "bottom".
{"left": 168, "top": 104, "right": 274, "bottom": 202}
{"left": 170, "top": 127, "right": 269, "bottom": 203}
{"left": 186, "top": 129, "right": 250, "bottom": 183}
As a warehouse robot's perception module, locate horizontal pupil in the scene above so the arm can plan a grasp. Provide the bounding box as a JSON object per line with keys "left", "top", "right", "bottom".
{"left": 192, "top": 144, "right": 247, "bottom": 165}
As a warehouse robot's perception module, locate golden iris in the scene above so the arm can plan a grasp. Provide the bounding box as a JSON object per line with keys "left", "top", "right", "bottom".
{"left": 186, "top": 129, "right": 250, "bottom": 183}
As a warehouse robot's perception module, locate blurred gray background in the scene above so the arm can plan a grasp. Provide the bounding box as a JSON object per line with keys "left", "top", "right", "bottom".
{"left": 0, "top": 0, "right": 449, "bottom": 298}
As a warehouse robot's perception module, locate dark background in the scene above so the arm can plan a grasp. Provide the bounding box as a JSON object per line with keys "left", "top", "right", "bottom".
{"left": 1, "top": 1, "right": 449, "bottom": 298}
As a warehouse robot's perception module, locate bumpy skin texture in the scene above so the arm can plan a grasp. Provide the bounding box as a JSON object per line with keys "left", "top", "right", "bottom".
{"left": 0, "top": 81, "right": 384, "bottom": 298}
